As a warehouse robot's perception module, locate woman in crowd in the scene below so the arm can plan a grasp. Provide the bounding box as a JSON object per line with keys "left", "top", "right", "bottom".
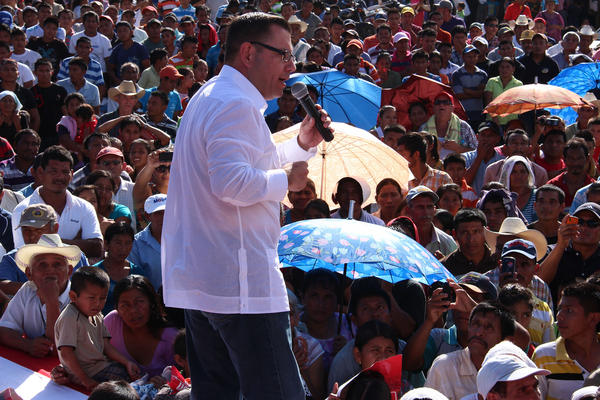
{"left": 86, "top": 170, "right": 133, "bottom": 227}
{"left": 436, "top": 183, "right": 463, "bottom": 216}
{"left": 105, "top": 275, "right": 178, "bottom": 381}
{"left": 73, "top": 184, "right": 115, "bottom": 237}
{"left": 284, "top": 179, "right": 317, "bottom": 225}
{"left": 128, "top": 138, "right": 151, "bottom": 181}
{"left": 483, "top": 57, "right": 523, "bottom": 127}
{"left": 499, "top": 156, "right": 537, "bottom": 223}
{"left": 373, "top": 178, "right": 404, "bottom": 225}
{"left": 536, "top": 0, "right": 564, "bottom": 42}
{"left": 0, "top": 90, "right": 29, "bottom": 145}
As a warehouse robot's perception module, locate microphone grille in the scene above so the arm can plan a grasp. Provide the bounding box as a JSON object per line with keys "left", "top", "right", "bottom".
{"left": 291, "top": 82, "right": 308, "bottom": 99}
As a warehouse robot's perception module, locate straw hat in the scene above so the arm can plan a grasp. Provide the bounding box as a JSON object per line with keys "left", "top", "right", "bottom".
{"left": 108, "top": 80, "right": 145, "bottom": 102}
{"left": 484, "top": 217, "right": 547, "bottom": 261}
{"left": 509, "top": 15, "right": 534, "bottom": 30}
{"left": 287, "top": 15, "right": 308, "bottom": 33}
{"left": 16, "top": 234, "right": 81, "bottom": 272}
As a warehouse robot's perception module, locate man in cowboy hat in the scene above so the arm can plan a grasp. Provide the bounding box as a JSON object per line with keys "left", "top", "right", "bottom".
{"left": 0, "top": 234, "right": 80, "bottom": 357}
{"left": 539, "top": 202, "right": 600, "bottom": 304}
{"left": 578, "top": 25, "right": 596, "bottom": 58}
{"left": 96, "top": 80, "right": 146, "bottom": 137}
{"left": 483, "top": 217, "right": 553, "bottom": 310}
{"left": 508, "top": 15, "right": 534, "bottom": 49}
{"left": 287, "top": 15, "right": 309, "bottom": 62}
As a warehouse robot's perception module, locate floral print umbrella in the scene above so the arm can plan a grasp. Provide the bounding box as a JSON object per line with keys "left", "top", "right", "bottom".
{"left": 278, "top": 218, "right": 455, "bottom": 285}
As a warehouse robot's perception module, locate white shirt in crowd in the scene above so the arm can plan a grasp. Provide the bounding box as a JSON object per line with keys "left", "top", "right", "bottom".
{"left": 68, "top": 31, "right": 112, "bottom": 72}
{"left": 162, "top": 65, "right": 316, "bottom": 314}
{"left": 11, "top": 49, "right": 42, "bottom": 71}
{"left": 12, "top": 187, "right": 103, "bottom": 248}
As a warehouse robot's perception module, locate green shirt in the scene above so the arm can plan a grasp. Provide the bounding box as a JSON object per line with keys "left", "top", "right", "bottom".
{"left": 484, "top": 75, "right": 523, "bottom": 125}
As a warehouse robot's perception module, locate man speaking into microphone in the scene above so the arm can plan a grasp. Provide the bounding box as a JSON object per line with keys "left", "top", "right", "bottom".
{"left": 162, "top": 12, "right": 332, "bottom": 400}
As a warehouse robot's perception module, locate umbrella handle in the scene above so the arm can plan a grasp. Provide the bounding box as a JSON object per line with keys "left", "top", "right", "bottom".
{"left": 338, "top": 263, "right": 347, "bottom": 335}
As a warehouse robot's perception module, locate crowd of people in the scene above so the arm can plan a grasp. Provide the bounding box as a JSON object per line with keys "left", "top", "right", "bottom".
{"left": 0, "top": 0, "right": 595, "bottom": 398}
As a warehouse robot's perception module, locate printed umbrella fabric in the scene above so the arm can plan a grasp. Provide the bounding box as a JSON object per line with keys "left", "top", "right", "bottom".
{"left": 381, "top": 74, "right": 468, "bottom": 130}
{"left": 547, "top": 63, "right": 600, "bottom": 124}
{"left": 484, "top": 83, "right": 591, "bottom": 117}
{"left": 272, "top": 122, "right": 412, "bottom": 208}
{"left": 264, "top": 69, "right": 381, "bottom": 130}
{"left": 278, "top": 218, "right": 456, "bottom": 285}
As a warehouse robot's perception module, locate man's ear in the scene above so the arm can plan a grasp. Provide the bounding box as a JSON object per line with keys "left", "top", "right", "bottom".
{"left": 352, "top": 347, "right": 362, "bottom": 366}
{"left": 25, "top": 266, "right": 32, "bottom": 281}
{"left": 69, "top": 290, "right": 77, "bottom": 303}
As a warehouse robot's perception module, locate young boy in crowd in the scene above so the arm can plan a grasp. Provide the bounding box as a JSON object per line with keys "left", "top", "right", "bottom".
{"left": 54, "top": 266, "right": 140, "bottom": 390}
{"left": 443, "top": 153, "right": 478, "bottom": 207}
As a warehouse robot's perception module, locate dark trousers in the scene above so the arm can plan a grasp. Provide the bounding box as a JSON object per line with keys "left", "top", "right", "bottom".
{"left": 184, "top": 309, "right": 304, "bottom": 400}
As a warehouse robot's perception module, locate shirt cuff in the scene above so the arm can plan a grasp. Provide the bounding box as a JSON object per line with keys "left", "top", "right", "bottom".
{"left": 266, "top": 169, "right": 289, "bottom": 203}
{"left": 278, "top": 135, "right": 318, "bottom": 165}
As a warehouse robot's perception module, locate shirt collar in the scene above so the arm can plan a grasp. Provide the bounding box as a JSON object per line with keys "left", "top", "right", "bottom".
{"left": 219, "top": 65, "right": 267, "bottom": 114}
{"left": 460, "top": 347, "right": 477, "bottom": 376}
{"left": 447, "top": 324, "right": 459, "bottom": 345}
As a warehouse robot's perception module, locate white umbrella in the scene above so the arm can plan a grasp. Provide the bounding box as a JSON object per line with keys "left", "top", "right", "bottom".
{"left": 273, "top": 122, "right": 412, "bottom": 208}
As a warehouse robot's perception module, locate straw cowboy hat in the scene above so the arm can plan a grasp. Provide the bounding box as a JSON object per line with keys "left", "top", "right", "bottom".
{"left": 287, "top": 15, "right": 308, "bottom": 33}
{"left": 16, "top": 234, "right": 81, "bottom": 272}
{"left": 108, "top": 80, "right": 146, "bottom": 102}
{"left": 484, "top": 217, "right": 547, "bottom": 261}
{"left": 509, "top": 15, "right": 534, "bottom": 30}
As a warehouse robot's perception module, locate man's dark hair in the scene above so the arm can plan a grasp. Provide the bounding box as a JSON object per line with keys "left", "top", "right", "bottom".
{"left": 443, "top": 152, "right": 466, "bottom": 169}
{"left": 37, "top": 2, "right": 52, "bottom": 11}
{"left": 383, "top": 124, "right": 406, "bottom": 136}
{"left": 43, "top": 15, "right": 59, "bottom": 27}
{"left": 331, "top": 17, "right": 343, "bottom": 27}
{"left": 34, "top": 58, "right": 53, "bottom": 70}
{"left": 543, "top": 129, "right": 566, "bottom": 143}
{"left": 173, "top": 329, "right": 186, "bottom": 358}
{"left": 82, "top": 10, "right": 99, "bottom": 23}
{"left": 469, "top": 301, "right": 516, "bottom": 339}
{"left": 437, "top": 41, "right": 452, "bottom": 50}
{"left": 302, "top": 268, "right": 340, "bottom": 300}
{"left": 562, "top": 282, "right": 600, "bottom": 315}
{"left": 88, "top": 380, "right": 139, "bottom": 400}
{"left": 343, "top": 53, "right": 360, "bottom": 63}
{"left": 564, "top": 137, "right": 589, "bottom": 158}
{"left": 86, "top": 169, "right": 116, "bottom": 190}
{"left": 575, "top": 129, "right": 594, "bottom": 144}
{"left": 411, "top": 49, "right": 428, "bottom": 62}
{"left": 120, "top": 116, "right": 142, "bottom": 131}
{"left": 115, "top": 20, "right": 133, "bottom": 31}
{"left": 304, "top": 198, "right": 330, "bottom": 217}
{"left": 105, "top": 221, "right": 134, "bottom": 244}
{"left": 225, "top": 13, "right": 289, "bottom": 63}
{"left": 397, "top": 133, "right": 427, "bottom": 163}
{"left": 83, "top": 133, "right": 109, "bottom": 151}
{"left": 348, "top": 277, "right": 391, "bottom": 316}
{"left": 419, "top": 28, "right": 437, "bottom": 38}
{"left": 181, "top": 35, "right": 198, "bottom": 47}
{"left": 535, "top": 183, "right": 565, "bottom": 203}
{"left": 354, "top": 320, "right": 398, "bottom": 352}
{"left": 451, "top": 25, "right": 467, "bottom": 36}
{"left": 588, "top": 116, "right": 600, "bottom": 127}
{"left": 195, "top": 4, "right": 210, "bottom": 15}
{"left": 76, "top": 36, "right": 92, "bottom": 47}
{"left": 408, "top": 101, "right": 426, "bottom": 115}
{"left": 345, "top": 371, "right": 390, "bottom": 400}
{"left": 150, "top": 48, "right": 168, "bottom": 66}
{"left": 68, "top": 56, "right": 88, "bottom": 71}
{"left": 10, "top": 27, "right": 25, "bottom": 38}
{"left": 484, "top": 16, "right": 499, "bottom": 26}
{"left": 453, "top": 208, "right": 487, "bottom": 230}
{"left": 0, "top": 41, "right": 10, "bottom": 53}
{"left": 587, "top": 182, "right": 600, "bottom": 197}
{"left": 498, "top": 39, "right": 514, "bottom": 48}
{"left": 41, "top": 145, "right": 73, "bottom": 169}
{"left": 505, "top": 128, "right": 529, "bottom": 142}
{"left": 149, "top": 90, "right": 169, "bottom": 106}
{"left": 498, "top": 283, "right": 534, "bottom": 310}
{"left": 376, "top": 23, "right": 391, "bottom": 34}
{"left": 71, "top": 266, "right": 110, "bottom": 295}
{"left": 14, "top": 128, "right": 40, "bottom": 147}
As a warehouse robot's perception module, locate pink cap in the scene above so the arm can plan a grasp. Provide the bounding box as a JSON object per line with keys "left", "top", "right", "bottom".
{"left": 96, "top": 146, "right": 124, "bottom": 161}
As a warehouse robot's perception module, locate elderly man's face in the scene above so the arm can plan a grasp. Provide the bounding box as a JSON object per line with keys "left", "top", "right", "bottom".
{"left": 26, "top": 253, "right": 72, "bottom": 294}
{"left": 467, "top": 311, "right": 503, "bottom": 355}
{"left": 407, "top": 196, "right": 435, "bottom": 229}
{"left": 22, "top": 224, "right": 55, "bottom": 245}
{"left": 488, "top": 375, "right": 541, "bottom": 400}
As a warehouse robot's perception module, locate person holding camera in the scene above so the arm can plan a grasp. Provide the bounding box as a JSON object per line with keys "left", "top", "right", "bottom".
{"left": 133, "top": 148, "right": 171, "bottom": 230}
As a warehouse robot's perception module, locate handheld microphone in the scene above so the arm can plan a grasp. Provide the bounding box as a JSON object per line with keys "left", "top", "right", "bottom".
{"left": 291, "top": 82, "right": 334, "bottom": 142}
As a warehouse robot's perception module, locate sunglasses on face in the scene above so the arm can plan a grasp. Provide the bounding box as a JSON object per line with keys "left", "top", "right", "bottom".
{"left": 101, "top": 160, "right": 122, "bottom": 167}
{"left": 578, "top": 218, "right": 600, "bottom": 228}
{"left": 434, "top": 99, "right": 452, "bottom": 106}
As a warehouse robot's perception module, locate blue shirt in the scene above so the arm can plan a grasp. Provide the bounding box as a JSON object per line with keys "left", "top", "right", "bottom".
{"left": 128, "top": 224, "right": 161, "bottom": 290}
{"left": 57, "top": 57, "right": 105, "bottom": 87}
{"left": 139, "top": 87, "right": 182, "bottom": 119}
{"left": 463, "top": 149, "right": 505, "bottom": 194}
{"left": 451, "top": 65, "right": 488, "bottom": 120}
{"left": 108, "top": 42, "right": 150, "bottom": 78}
{"left": 57, "top": 78, "right": 101, "bottom": 107}
{"left": 0, "top": 248, "right": 88, "bottom": 282}
{"left": 18, "top": 183, "right": 35, "bottom": 198}
{"left": 206, "top": 41, "right": 222, "bottom": 72}
{"left": 171, "top": 5, "right": 196, "bottom": 20}
{"left": 25, "top": 24, "right": 66, "bottom": 41}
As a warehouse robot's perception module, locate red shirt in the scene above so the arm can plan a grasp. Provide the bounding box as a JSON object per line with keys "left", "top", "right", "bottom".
{"left": 546, "top": 172, "right": 595, "bottom": 207}
{"left": 437, "top": 28, "right": 452, "bottom": 44}
{"left": 534, "top": 156, "right": 566, "bottom": 174}
{"left": 504, "top": 2, "right": 532, "bottom": 21}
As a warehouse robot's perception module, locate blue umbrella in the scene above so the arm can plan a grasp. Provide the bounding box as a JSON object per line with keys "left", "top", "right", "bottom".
{"left": 547, "top": 63, "right": 600, "bottom": 124}
{"left": 278, "top": 218, "right": 455, "bottom": 285}
{"left": 265, "top": 70, "right": 381, "bottom": 130}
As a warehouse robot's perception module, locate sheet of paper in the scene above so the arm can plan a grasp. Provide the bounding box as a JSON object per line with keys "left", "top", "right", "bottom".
{"left": 0, "top": 357, "right": 86, "bottom": 400}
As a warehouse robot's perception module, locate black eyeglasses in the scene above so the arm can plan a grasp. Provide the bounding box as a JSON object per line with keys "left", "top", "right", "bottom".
{"left": 250, "top": 41, "right": 295, "bottom": 63}
{"left": 434, "top": 99, "right": 452, "bottom": 106}
{"left": 156, "top": 165, "right": 171, "bottom": 173}
{"left": 578, "top": 218, "right": 600, "bottom": 228}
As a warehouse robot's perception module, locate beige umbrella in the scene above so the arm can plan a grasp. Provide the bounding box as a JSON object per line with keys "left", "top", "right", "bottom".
{"left": 273, "top": 122, "right": 412, "bottom": 208}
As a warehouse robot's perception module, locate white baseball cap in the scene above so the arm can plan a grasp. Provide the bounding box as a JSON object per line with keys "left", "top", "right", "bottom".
{"left": 572, "top": 386, "right": 599, "bottom": 400}
{"left": 477, "top": 341, "right": 550, "bottom": 399}
{"left": 144, "top": 194, "right": 167, "bottom": 214}
{"left": 401, "top": 387, "right": 449, "bottom": 400}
